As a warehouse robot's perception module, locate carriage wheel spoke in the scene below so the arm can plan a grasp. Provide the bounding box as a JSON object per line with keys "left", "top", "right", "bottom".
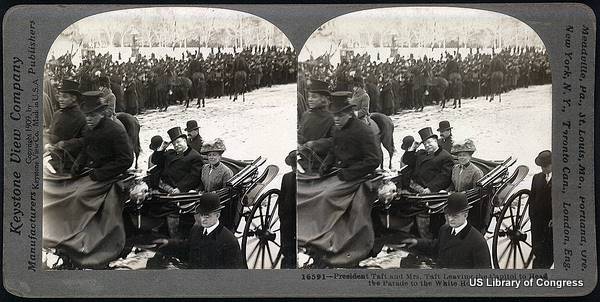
{"left": 521, "top": 216, "right": 530, "bottom": 228}
{"left": 508, "top": 203, "right": 516, "bottom": 227}
{"left": 271, "top": 241, "right": 281, "bottom": 248}
{"left": 517, "top": 243, "right": 526, "bottom": 267}
{"left": 266, "top": 241, "right": 275, "bottom": 267}
{"left": 517, "top": 202, "right": 529, "bottom": 228}
{"left": 515, "top": 196, "right": 522, "bottom": 226}
{"left": 522, "top": 241, "right": 532, "bottom": 248}
{"left": 267, "top": 199, "right": 279, "bottom": 227}
{"left": 254, "top": 244, "right": 265, "bottom": 269}
{"left": 499, "top": 241, "right": 513, "bottom": 264}
{"left": 264, "top": 195, "right": 272, "bottom": 227}
{"left": 258, "top": 201, "right": 265, "bottom": 228}
{"left": 513, "top": 243, "right": 517, "bottom": 269}
{"left": 270, "top": 214, "right": 280, "bottom": 229}
{"left": 261, "top": 242, "right": 266, "bottom": 269}
{"left": 248, "top": 240, "right": 261, "bottom": 259}
{"left": 274, "top": 250, "right": 283, "bottom": 266}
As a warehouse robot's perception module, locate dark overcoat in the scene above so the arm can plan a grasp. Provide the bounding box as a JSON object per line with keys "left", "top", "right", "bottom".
{"left": 365, "top": 82, "right": 380, "bottom": 113}
{"left": 187, "top": 135, "right": 204, "bottom": 154}
{"left": 529, "top": 172, "right": 553, "bottom": 268}
{"left": 416, "top": 224, "right": 491, "bottom": 269}
{"left": 73, "top": 117, "right": 134, "bottom": 182}
{"left": 152, "top": 147, "right": 204, "bottom": 192}
{"left": 438, "top": 136, "right": 453, "bottom": 153}
{"left": 298, "top": 108, "right": 334, "bottom": 146}
{"left": 402, "top": 147, "right": 453, "bottom": 192}
{"left": 162, "top": 224, "right": 246, "bottom": 269}
{"left": 324, "top": 117, "right": 380, "bottom": 181}
{"left": 48, "top": 104, "right": 86, "bottom": 151}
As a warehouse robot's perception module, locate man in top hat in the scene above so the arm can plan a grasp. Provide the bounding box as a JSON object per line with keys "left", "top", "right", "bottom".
{"left": 437, "top": 121, "right": 453, "bottom": 153}
{"left": 297, "top": 79, "right": 335, "bottom": 172}
{"left": 153, "top": 192, "right": 246, "bottom": 269}
{"left": 402, "top": 192, "right": 492, "bottom": 269}
{"left": 71, "top": 91, "right": 134, "bottom": 181}
{"left": 320, "top": 91, "right": 380, "bottom": 181}
{"left": 45, "top": 79, "right": 87, "bottom": 174}
{"left": 402, "top": 127, "right": 454, "bottom": 239}
{"left": 530, "top": 150, "right": 553, "bottom": 268}
{"left": 185, "top": 120, "right": 204, "bottom": 154}
{"left": 152, "top": 126, "right": 204, "bottom": 238}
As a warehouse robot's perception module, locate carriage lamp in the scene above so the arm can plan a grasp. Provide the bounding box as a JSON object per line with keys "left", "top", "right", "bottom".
{"left": 378, "top": 181, "right": 397, "bottom": 228}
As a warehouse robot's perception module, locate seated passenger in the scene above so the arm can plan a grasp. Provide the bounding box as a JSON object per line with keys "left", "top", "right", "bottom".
{"left": 447, "top": 139, "right": 485, "bottom": 231}
{"left": 199, "top": 138, "right": 234, "bottom": 192}
{"left": 402, "top": 127, "right": 453, "bottom": 239}
{"left": 152, "top": 126, "right": 204, "bottom": 238}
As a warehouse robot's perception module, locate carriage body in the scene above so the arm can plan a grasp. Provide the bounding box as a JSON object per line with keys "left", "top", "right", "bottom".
{"left": 123, "top": 156, "right": 283, "bottom": 269}
{"left": 371, "top": 156, "right": 534, "bottom": 269}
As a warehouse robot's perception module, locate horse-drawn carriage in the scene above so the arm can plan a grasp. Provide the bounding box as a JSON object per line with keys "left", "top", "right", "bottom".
{"left": 43, "top": 150, "right": 283, "bottom": 269}
{"left": 298, "top": 154, "right": 534, "bottom": 269}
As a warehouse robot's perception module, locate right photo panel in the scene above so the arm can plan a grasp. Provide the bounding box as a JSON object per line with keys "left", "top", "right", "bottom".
{"left": 297, "top": 7, "right": 552, "bottom": 270}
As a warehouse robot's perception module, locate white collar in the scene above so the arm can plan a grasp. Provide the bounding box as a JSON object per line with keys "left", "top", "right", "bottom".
{"left": 546, "top": 172, "right": 552, "bottom": 180}
{"left": 452, "top": 220, "right": 468, "bottom": 235}
{"left": 204, "top": 221, "right": 219, "bottom": 235}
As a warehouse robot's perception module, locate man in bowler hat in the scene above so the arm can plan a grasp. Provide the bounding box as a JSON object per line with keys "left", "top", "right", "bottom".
{"left": 402, "top": 192, "right": 491, "bottom": 269}
{"left": 153, "top": 192, "right": 246, "bottom": 269}
{"left": 184, "top": 120, "right": 204, "bottom": 154}
{"left": 437, "top": 120, "right": 453, "bottom": 153}
{"left": 402, "top": 127, "right": 453, "bottom": 239}
{"left": 530, "top": 150, "right": 553, "bottom": 268}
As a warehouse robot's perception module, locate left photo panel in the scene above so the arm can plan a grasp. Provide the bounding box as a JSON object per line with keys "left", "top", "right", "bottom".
{"left": 42, "top": 7, "right": 297, "bottom": 270}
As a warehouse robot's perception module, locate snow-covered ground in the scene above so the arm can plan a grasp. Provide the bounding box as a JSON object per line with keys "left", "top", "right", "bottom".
{"left": 360, "top": 84, "right": 552, "bottom": 269}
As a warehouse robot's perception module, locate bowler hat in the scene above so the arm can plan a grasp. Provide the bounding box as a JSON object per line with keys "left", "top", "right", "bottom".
{"left": 149, "top": 135, "right": 164, "bottom": 150}
{"left": 167, "top": 127, "right": 187, "bottom": 142}
{"left": 201, "top": 138, "right": 226, "bottom": 154}
{"left": 418, "top": 127, "right": 438, "bottom": 142}
{"left": 80, "top": 91, "right": 107, "bottom": 114}
{"left": 59, "top": 79, "right": 81, "bottom": 95}
{"left": 307, "top": 78, "right": 330, "bottom": 95}
{"left": 195, "top": 192, "right": 225, "bottom": 214}
{"left": 185, "top": 120, "right": 199, "bottom": 132}
{"left": 329, "top": 91, "right": 355, "bottom": 114}
{"left": 437, "top": 121, "right": 452, "bottom": 132}
{"left": 445, "top": 192, "right": 472, "bottom": 215}
{"left": 401, "top": 135, "right": 415, "bottom": 151}
{"left": 534, "top": 150, "right": 552, "bottom": 167}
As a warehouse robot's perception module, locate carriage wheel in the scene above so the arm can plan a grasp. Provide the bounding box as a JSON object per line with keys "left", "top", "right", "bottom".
{"left": 492, "top": 189, "right": 534, "bottom": 269}
{"left": 242, "top": 188, "right": 282, "bottom": 269}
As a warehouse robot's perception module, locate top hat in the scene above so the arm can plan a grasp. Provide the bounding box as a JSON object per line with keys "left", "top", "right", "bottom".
{"left": 195, "top": 192, "right": 225, "bottom": 215}
{"left": 307, "top": 78, "right": 330, "bottom": 95}
{"left": 200, "top": 138, "right": 226, "bottom": 154}
{"left": 329, "top": 91, "right": 355, "bottom": 114}
{"left": 437, "top": 121, "right": 452, "bottom": 132}
{"left": 58, "top": 79, "right": 81, "bottom": 95}
{"left": 149, "top": 135, "right": 164, "bottom": 150}
{"left": 167, "top": 127, "right": 187, "bottom": 142}
{"left": 445, "top": 192, "right": 472, "bottom": 215}
{"left": 534, "top": 150, "right": 552, "bottom": 167}
{"left": 451, "top": 139, "right": 476, "bottom": 155}
{"left": 401, "top": 135, "right": 415, "bottom": 151}
{"left": 80, "top": 91, "right": 107, "bottom": 114}
{"left": 418, "top": 127, "right": 438, "bottom": 142}
{"left": 185, "top": 120, "right": 200, "bottom": 132}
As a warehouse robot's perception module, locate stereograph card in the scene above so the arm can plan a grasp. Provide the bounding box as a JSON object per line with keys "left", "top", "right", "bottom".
{"left": 2, "top": 3, "right": 597, "bottom": 298}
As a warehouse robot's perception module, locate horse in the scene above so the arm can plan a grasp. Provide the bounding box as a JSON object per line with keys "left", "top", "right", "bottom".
{"left": 488, "top": 71, "right": 504, "bottom": 102}
{"left": 426, "top": 76, "right": 449, "bottom": 108}
{"left": 116, "top": 112, "right": 141, "bottom": 170}
{"left": 232, "top": 70, "right": 247, "bottom": 102}
{"left": 370, "top": 112, "right": 395, "bottom": 170}
{"left": 445, "top": 73, "right": 463, "bottom": 109}
{"left": 171, "top": 76, "right": 192, "bottom": 109}
{"left": 191, "top": 72, "right": 207, "bottom": 108}
{"left": 156, "top": 74, "right": 173, "bottom": 112}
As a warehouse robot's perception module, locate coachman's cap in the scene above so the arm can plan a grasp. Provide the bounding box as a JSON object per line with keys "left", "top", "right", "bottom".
{"left": 59, "top": 79, "right": 81, "bottom": 95}
{"left": 167, "top": 127, "right": 187, "bottom": 142}
{"left": 445, "top": 192, "right": 472, "bottom": 215}
{"left": 437, "top": 120, "right": 452, "bottom": 132}
{"left": 307, "top": 78, "right": 330, "bottom": 96}
{"left": 534, "top": 150, "right": 552, "bottom": 167}
{"left": 185, "top": 120, "right": 200, "bottom": 132}
{"left": 80, "top": 91, "right": 107, "bottom": 114}
{"left": 418, "top": 127, "right": 438, "bottom": 142}
{"left": 195, "top": 192, "right": 225, "bottom": 215}
{"left": 329, "top": 91, "right": 354, "bottom": 114}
